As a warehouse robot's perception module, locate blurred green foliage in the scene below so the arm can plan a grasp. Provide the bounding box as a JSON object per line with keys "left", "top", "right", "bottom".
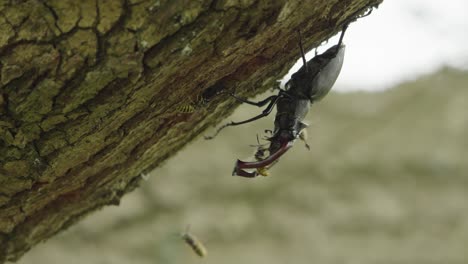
{"left": 20, "top": 68, "right": 468, "bottom": 264}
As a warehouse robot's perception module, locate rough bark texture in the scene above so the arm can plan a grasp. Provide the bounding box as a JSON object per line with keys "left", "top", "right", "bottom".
{"left": 0, "top": 0, "right": 382, "bottom": 262}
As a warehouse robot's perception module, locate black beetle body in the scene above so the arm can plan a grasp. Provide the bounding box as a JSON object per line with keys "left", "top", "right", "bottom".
{"left": 206, "top": 25, "right": 349, "bottom": 178}
{"left": 268, "top": 42, "right": 346, "bottom": 156}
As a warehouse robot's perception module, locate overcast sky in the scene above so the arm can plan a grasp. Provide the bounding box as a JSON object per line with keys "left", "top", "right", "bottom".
{"left": 285, "top": 0, "right": 468, "bottom": 91}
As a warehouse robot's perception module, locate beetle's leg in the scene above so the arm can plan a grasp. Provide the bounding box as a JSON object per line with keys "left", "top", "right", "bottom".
{"left": 299, "top": 129, "right": 311, "bottom": 150}
{"left": 230, "top": 93, "right": 277, "bottom": 107}
{"left": 204, "top": 96, "right": 280, "bottom": 140}
{"left": 358, "top": 8, "right": 373, "bottom": 19}
{"left": 337, "top": 23, "right": 349, "bottom": 47}
{"left": 341, "top": 5, "right": 375, "bottom": 30}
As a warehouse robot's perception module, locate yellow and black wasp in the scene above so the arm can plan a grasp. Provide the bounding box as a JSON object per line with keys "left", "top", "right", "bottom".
{"left": 181, "top": 226, "right": 207, "bottom": 258}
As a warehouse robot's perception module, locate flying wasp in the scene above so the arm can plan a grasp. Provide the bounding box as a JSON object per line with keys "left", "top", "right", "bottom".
{"left": 181, "top": 226, "right": 207, "bottom": 258}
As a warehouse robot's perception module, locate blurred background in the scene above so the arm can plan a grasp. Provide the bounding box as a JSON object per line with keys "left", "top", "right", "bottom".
{"left": 19, "top": 1, "right": 468, "bottom": 264}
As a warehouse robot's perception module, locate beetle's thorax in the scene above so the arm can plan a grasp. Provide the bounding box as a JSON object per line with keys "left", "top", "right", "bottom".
{"left": 269, "top": 95, "right": 309, "bottom": 153}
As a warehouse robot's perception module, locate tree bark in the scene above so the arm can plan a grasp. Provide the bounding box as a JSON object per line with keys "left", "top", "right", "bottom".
{"left": 0, "top": 0, "right": 382, "bottom": 262}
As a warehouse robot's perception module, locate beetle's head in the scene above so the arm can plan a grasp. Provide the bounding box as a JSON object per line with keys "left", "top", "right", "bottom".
{"left": 268, "top": 131, "right": 291, "bottom": 155}
{"left": 268, "top": 121, "right": 308, "bottom": 153}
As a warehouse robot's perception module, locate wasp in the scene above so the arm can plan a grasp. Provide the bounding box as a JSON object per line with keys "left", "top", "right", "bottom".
{"left": 175, "top": 94, "right": 208, "bottom": 114}
{"left": 181, "top": 227, "right": 207, "bottom": 258}
{"left": 176, "top": 82, "right": 226, "bottom": 114}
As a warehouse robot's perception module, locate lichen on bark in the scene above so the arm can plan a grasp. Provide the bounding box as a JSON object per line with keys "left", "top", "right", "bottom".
{"left": 0, "top": 0, "right": 383, "bottom": 262}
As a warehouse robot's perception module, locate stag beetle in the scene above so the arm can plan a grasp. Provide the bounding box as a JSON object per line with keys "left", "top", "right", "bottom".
{"left": 205, "top": 6, "right": 376, "bottom": 178}
{"left": 204, "top": 24, "right": 348, "bottom": 177}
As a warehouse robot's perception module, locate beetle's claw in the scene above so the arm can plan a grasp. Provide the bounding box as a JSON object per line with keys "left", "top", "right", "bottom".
{"left": 232, "top": 160, "right": 238, "bottom": 176}
{"left": 233, "top": 160, "right": 258, "bottom": 178}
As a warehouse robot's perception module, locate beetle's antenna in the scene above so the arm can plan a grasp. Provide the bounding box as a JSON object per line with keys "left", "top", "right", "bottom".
{"left": 297, "top": 30, "right": 308, "bottom": 73}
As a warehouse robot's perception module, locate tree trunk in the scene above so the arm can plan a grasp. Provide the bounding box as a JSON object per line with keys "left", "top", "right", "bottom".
{"left": 0, "top": 0, "right": 382, "bottom": 262}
